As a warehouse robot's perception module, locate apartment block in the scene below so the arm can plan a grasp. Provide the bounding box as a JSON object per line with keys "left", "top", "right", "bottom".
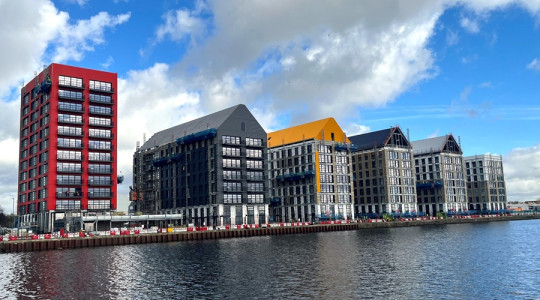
{"left": 464, "top": 154, "right": 507, "bottom": 211}
{"left": 18, "top": 63, "right": 118, "bottom": 233}
{"left": 349, "top": 127, "right": 417, "bottom": 216}
{"left": 267, "top": 118, "right": 354, "bottom": 222}
{"left": 411, "top": 135, "right": 467, "bottom": 215}
{"left": 132, "top": 104, "right": 269, "bottom": 226}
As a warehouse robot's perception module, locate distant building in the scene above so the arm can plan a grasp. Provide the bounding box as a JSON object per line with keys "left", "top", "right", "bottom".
{"left": 349, "top": 127, "right": 417, "bottom": 216}
{"left": 132, "top": 104, "right": 269, "bottom": 226}
{"left": 411, "top": 135, "right": 467, "bottom": 215}
{"left": 17, "top": 63, "right": 118, "bottom": 233}
{"left": 267, "top": 118, "right": 355, "bottom": 222}
{"left": 464, "top": 154, "right": 507, "bottom": 211}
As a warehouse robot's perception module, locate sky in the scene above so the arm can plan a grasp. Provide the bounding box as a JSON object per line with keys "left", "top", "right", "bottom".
{"left": 1, "top": 0, "right": 539, "bottom": 213}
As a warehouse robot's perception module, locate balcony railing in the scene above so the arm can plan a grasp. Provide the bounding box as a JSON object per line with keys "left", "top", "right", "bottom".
{"left": 88, "top": 157, "right": 113, "bottom": 162}
{"left": 57, "top": 167, "right": 83, "bottom": 173}
{"left": 57, "top": 180, "right": 83, "bottom": 185}
{"left": 88, "top": 169, "right": 112, "bottom": 174}
{"left": 88, "top": 192, "right": 113, "bottom": 198}
{"left": 89, "top": 145, "right": 113, "bottom": 151}
{"left": 58, "top": 131, "right": 84, "bottom": 137}
{"left": 58, "top": 106, "right": 84, "bottom": 113}
{"left": 58, "top": 119, "right": 84, "bottom": 125}
{"left": 89, "top": 87, "right": 114, "bottom": 94}
{"left": 89, "top": 121, "right": 114, "bottom": 128}
{"left": 89, "top": 133, "right": 113, "bottom": 139}
{"left": 89, "top": 109, "right": 114, "bottom": 116}
{"left": 57, "top": 143, "right": 84, "bottom": 150}
{"left": 58, "top": 82, "right": 85, "bottom": 90}
{"left": 56, "top": 192, "right": 83, "bottom": 198}
{"left": 88, "top": 181, "right": 113, "bottom": 186}
{"left": 57, "top": 155, "right": 83, "bottom": 161}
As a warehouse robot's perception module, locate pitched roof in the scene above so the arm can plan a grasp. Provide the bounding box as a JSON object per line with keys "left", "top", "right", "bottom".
{"left": 411, "top": 135, "right": 462, "bottom": 155}
{"left": 267, "top": 118, "right": 350, "bottom": 148}
{"left": 139, "top": 104, "right": 243, "bottom": 151}
{"left": 349, "top": 128, "right": 393, "bottom": 151}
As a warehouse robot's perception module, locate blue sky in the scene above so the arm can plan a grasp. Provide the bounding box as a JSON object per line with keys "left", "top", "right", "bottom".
{"left": 1, "top": 0, "right": 540, "bottom": 212}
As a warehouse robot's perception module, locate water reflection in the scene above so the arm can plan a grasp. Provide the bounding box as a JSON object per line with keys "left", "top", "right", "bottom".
{"left": 1, "top": 220, "right": 539, "bottom": 299}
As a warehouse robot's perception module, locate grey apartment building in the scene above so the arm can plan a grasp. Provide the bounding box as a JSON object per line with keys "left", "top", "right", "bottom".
{"left": 132, "top": 104, "right": 269, "bottom": 226}
{"left": 411, "top": 135, "right": 467, "bottom": 215}
{"left": 464, "top": 154, "right": 507, "bottom": 211}
{"left": 349, "top": 127, "right": 417, "bottom": 216}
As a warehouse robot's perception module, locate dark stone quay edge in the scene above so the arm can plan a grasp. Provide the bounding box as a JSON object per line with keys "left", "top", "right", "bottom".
{"left": 2, "top": 215, "right": 539, "bottom": 253}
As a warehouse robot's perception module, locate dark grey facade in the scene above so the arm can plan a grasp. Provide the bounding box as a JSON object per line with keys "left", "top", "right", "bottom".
{"left": 133, "top": 104, "right": 269, "bottom": 226}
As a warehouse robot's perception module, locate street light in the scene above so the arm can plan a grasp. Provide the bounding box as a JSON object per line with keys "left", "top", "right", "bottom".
{"left": 12, "top": 197, "right": 15, "bottom": 229}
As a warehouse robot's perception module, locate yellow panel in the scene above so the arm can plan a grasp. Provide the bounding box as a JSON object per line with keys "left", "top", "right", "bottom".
{"left": 267, "top": 118, "right": 350, "bottom": 148}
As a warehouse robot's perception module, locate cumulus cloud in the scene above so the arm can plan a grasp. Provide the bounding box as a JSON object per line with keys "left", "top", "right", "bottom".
{"left": 52, "top": 11, "right": 131, "bottom": 62}
{"left": 504, "top": 144, "right": 540, "bottom": 202}
{"left": 155, "top": 0, "right": 208, "bottom": 45}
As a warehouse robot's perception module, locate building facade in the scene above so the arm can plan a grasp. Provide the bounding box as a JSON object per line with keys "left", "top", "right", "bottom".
{"left": 411, "top": 135, "right": 467, "bottom": 215}
{"left": 464, "top": 154, "right": 507, "bottom": 211}
{"left": 267, "top": 118, "right": 355, "bottom": 222}
{"left": 349, "top": 127, "right": 417, "bottom": 216}
{"left": 132, "top": 104, "right": 269, "bottom": 226}
{"left": 17, "top": 63, "right": 118, "bottom": 233}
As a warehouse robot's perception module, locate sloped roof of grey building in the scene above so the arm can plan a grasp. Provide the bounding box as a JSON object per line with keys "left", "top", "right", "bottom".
{"left": 349, "top": 128, "right": 393, "bottom": 151}
{"left": 139, "top": 104, "right": 243, "bottom": 151}
{"left": 411, "top": 135, "right": 462, "bottom": 155}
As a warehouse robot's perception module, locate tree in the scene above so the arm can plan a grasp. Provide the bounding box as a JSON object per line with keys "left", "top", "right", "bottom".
{"left": 0, "top": 204, "right": 14, "bottom": 228}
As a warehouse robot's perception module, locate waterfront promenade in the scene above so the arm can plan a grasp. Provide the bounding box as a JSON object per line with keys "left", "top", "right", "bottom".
{"left": 2, "top": 214, "right": 539, "bottom": 253}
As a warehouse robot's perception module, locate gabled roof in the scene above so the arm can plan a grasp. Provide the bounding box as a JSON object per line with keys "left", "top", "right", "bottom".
{"left": 349, "top": 128, "right": 393, "bottom": 151}
{"left": 267, "top": 118, "right": 350, "bottom": 148}
{"left": 139, "top": 104, "right": 243, "bottom": 151}
{"left": 411, "top": 134, "right": 462, "bottom": 155}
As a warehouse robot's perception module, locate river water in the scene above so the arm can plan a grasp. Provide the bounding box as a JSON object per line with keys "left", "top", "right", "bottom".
{"left": 1, "top": 219, "right": 539, "bottom": 299}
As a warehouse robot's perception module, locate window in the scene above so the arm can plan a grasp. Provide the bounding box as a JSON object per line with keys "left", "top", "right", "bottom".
{"left": 223, "top": 159, "right": 241, "bottom": 168}
{"left": 57, "top": 162, "right": 82, "bottom": 173}
{"left": 224, "top": 182, "right": 242, "bottom": 192}
{"left": 89, "top": 128, "right": 111, "bottom": 138}
{"left": 246, "top": 160, "right": 263, "bottom": 169}
{"left": 57, "top": 175, "right": 82, "bottom": 185}
{"left": 88, "top": 176, "right": 112, "bottom": 186}
{"left": 89, "top": 80, "right": 112, "bottom": 92}
{"left": 59, "top": 75, "right": 83, "bottom": 88}
{"left": 88, "top": 200, "right": 110, "bottom": 210}
{"left": 222, "top": 135, "right": 240, "bottom": 145}
{"left": 57, "top": 138, "right": 82, "bottom": 148}
{"left": 223, "top": 170, "right": 242, "bottom": 180}
{"left": 57, "top": 150, "right": 82, "bottom": 160}
{"left": 247, "top": 194, "right": 264, "bottom": 203}
{"left": 58, "top": 89, "right": 83, "bottom": 100}
{"left": 58, "top": 114, "right": 82, "bottom": 124}
{"left": 246, "top": 138, "right": 263, "bottom": 146}
{"left": 246, "top": 149, "right": 262, "bottom": 158}
{"left": 88, "top": 187, "right": 111, "bottom": 197}
{"left": 222, "top": 147, "right": 241, "bottom": 156}
{"left": 59, "top": 102, "right": 83, "bottom": 112}
{"left": 89, "top": 117, "right": 111, "bottom": 127}
{"left": 89, "top": 105, "right": 112, "bottom": 115}
{"left": 247, "top": 182, "right": 264, "bottom": 192}
{"left": 89, "top": 140, "right": 112, "bottom": 150}
{"left": 89, "top": 164, "right": 111, "bottom": 173}
{"left": 89, "top": 152, "right": 111, "bottom": 161}
{"left": 58, "top": 126, "right": 82, "bottom": 136}
{"left": 224, "top": 194, "right": 242, "bottom": 204}
{"left": 89, "top": 94, "right": 112, "bottom": 104}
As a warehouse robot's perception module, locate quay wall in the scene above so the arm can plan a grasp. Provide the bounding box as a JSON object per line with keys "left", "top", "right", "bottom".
{"left": 2, "top": 214, "right": 539, "bottom": 254}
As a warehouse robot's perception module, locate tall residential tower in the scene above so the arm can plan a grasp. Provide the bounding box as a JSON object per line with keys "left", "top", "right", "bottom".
{"left": 18, "top": 63, "right": 118, "bottom": 233}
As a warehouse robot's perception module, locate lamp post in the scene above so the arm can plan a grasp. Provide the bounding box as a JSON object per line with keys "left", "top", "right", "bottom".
{"left": 12, "top": 197, "right": 15, "bottom": 229}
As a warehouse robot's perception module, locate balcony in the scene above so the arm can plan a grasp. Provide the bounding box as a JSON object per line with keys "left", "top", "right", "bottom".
{"left": 57, "top": 155, "right": 83, "bottom": 162}
{"left": 57, "top": 167, "right": 83, "bottom": 173}
{"left": 58, "top": 106, "right": 84, "bottom": 114}
{"left": 89, "top": 109, "right": 114, "bottom": 116}
{"left": 89, "top": 157, "right": 113, "bottom": 162}
{"left": 58, "top": 82, "right": 84, "bottom": 90}
{"left": 58, "top": 91, "right": 84, "bottom": 101}
{"left": 56, "top": 192, "right": 83, "bottom": 198}
{"left": 247, "top": 175, "right": 265, "bottom": 181}
{"left": 58, "top": 118, "right": 84, "bottom": 125}
{"left": 88, "top": 181, "right": 113, "bottom": 186}
{"left": 58, "top": 130, "right": 84, "bottom": 137}
{"left": 88, "top": 192, "right": 113, "bottom": 198}
{"left": 89, "top": 120, "right": 114, "bottom": 128}
{"left": 89, "top": 133, "right": 113, "bottom": 140}
{"left": 57, "top": 179, "right": 83, "bottom": 185}
{"left": 57, "top": 142, "right": 84, "bottom": 150}
{"left": 89, "top": 145, "right": 113, "bottom": 151}
{"left": 89, "top": 86, "right": 114, "bottom": 94}
{"left": 88, "top": 168, "right": 112, "bottom": 174}
{"left": 89, "top": 95, "right": 113, "bottom": 105}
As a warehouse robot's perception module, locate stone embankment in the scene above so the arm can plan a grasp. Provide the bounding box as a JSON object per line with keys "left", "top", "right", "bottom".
{"left": 1, "top": 214, "right": 538, "bottom": 253}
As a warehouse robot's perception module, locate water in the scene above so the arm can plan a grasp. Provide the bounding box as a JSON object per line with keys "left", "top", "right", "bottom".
{"left": 1, "top": 220, "right": 539, "bottom": 299}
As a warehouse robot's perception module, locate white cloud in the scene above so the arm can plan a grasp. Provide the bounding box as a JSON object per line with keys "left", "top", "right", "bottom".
{"left": 446, "top": 29, "right": 459, "bottom": 45}
{"left": 116, "top": 63, "right": 204, "bottom": 210}
{"left": 53, "top": 11, "right": 131, "bottom": 62}
{"left": 345, "top": 124, "right": 371, "bottom": 137}
{"left": 526, "top": 58, "right": 540, "bottom": 71}
{"left": 460, "top": 16, "right": 480, "bottom": 33}
{"left": 101, "top": 56, "right": 114, "bottom": 69}
{"left": 504, "top": 144, "right": 540, "bottom": 202}
{"left": 155, "top": 0, "right": 208, "bottom": 45}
